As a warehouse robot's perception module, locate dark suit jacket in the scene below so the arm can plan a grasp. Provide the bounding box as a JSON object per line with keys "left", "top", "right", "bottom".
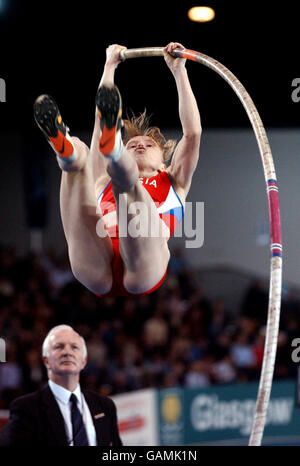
{"left": 0, "top": 385, "right": 122, "bottom": 446}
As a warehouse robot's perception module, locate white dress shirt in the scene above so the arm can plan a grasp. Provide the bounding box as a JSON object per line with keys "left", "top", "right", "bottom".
{"left": 48, "top": 380, "right": 97, "bottom": 446}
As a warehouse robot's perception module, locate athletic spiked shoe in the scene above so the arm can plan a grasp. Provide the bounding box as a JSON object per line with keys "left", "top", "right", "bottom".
{"left": 96, "top": 84, "right": 123, "bottom": 159}
{"left": 33, "top": 94, "right": 75, "bottom": 159}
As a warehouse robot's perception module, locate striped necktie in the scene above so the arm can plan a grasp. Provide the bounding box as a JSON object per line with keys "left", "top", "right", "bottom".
{"left": 70, "top": 393, "right": 89, "bottom": 446}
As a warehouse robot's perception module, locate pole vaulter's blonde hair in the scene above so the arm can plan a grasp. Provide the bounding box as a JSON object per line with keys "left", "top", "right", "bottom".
{"left": 123, "top": 110, "right": 177, "bottom": 163}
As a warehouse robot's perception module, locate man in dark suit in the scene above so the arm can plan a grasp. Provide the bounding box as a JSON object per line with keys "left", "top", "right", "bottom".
{"left": 0, "top": 325, "right": 122, "bottom": 446}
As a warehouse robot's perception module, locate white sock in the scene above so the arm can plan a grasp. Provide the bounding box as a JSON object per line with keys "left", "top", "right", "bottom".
{"left": 107, "top": 130, "right": 124, "bottom": 163}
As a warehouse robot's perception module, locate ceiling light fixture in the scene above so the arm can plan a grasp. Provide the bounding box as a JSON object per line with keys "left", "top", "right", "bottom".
{"left": 188, "top": 6, "right": 215, "bottom": 23}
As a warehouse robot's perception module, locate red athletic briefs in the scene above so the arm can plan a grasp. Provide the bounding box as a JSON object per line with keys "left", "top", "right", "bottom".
{"left": 94, "top": 238, "right": 168, "bottom": 298}
{"left": 95, "top": 171, "right": 184, "bottom": 298}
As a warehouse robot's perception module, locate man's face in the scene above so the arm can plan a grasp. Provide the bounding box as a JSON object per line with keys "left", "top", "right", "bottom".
{"left": 43, "top": 329, "right": 87, "bottom": 377}
{"left": 126, "top": 136, "right": 165, "bottom": 171}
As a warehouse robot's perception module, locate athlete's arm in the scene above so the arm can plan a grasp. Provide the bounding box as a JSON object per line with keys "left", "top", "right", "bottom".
{"left": 164, "top": 42, "right": 202, "bottom": 195}
{"left": 98, "top": 44, "right": 127, "bottom": 88}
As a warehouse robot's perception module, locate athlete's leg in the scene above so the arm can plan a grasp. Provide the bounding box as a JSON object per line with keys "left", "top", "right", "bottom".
{"left": 96, "top": 84, "right": 170, "bottom": 294}
{"left": 60, "top": 155, "right": 113, "bottom": 295}
{"left": 114, "top": 183, "right": 170, "bottom": 294}
{"left": 96, "top": 84, "right": 139, "bottom": 191}
{"left": 34, "top": 94, "right": 87, "bottom": 172}
{"left": 34, "top": 95, "right": 113, "bottom": 295}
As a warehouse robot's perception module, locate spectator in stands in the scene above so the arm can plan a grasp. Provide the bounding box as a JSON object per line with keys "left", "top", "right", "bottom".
{"left": 210, "top": 355, "right": 237, "bottom": 384}
{"left": 230, "top": 332, "right": 257, "bottom": 381}
{"left": 184, "top": 358, "right": 211, "bottom": 388}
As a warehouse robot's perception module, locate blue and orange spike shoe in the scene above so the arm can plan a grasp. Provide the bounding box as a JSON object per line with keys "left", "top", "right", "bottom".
{"left": 96, "top": 84, "right": 123, "bottom": 160}
{"left": 34, "top": 94, "right": 75, "bottom": 160}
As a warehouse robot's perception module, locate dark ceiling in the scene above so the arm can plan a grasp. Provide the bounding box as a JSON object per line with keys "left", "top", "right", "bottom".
{"left": 1, "top": 0, "right": 300, "bottom": 135}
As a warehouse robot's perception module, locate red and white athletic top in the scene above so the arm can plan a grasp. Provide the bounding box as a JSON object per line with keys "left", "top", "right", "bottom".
{"left": 97, "top": 171, "right": 184, "bottom": 239}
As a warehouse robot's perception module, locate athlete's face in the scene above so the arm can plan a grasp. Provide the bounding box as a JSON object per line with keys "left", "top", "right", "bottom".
{"left": 126, "top": 136, "right": 165, "bottom": 171}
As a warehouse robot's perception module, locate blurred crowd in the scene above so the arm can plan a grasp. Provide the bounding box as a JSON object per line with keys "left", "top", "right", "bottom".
{"left": 0, "top": 244, "right": 299, "bottom": 409}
